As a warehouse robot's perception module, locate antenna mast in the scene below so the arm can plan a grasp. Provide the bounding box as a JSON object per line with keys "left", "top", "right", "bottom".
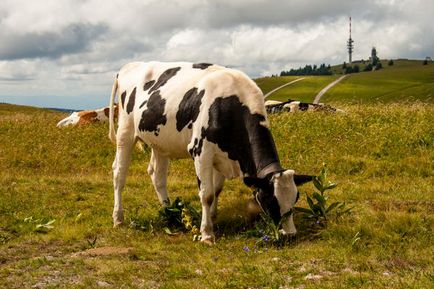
{"left": 347, "top": 17, "right": 354, "bottom": 65}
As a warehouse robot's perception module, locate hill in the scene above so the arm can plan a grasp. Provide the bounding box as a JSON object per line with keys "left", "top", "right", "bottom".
{"left": 257, "top": 59, "right": 434, "bottom": 103}
{"left": 1, "top": 103, "right": 433, "bottom": 288}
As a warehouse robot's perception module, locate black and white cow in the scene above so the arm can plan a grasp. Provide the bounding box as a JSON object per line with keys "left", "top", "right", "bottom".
{"left": 265, "top": 99, "right": 344, "bottom": 114}
{"left": 108, "top": 61, "right": 312, "bottom": 243}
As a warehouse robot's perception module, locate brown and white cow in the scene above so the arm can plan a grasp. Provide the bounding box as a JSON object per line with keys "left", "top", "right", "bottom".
{"left": 108, "top": 61, "right": 312, "bottom": 243}
{"left": 56, "top": 105, "right": 118, "bottom": 127}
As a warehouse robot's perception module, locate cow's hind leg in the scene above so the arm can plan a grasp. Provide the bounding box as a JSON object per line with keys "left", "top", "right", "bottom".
{"left": 210, "top": 169, "right": 225, "bottom": 222}
{"left": 147, "top": 149, "right": 170, "bottom": 206}
{"left": 112, "top": 129, "right": 135, "bottom": 227}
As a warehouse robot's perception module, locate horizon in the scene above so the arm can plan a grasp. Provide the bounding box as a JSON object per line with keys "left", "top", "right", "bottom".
{"left": 1, "top": 57, "right": 430, "bottom": 110}
{"left": 1, "top": 0, "right": 433, "bottom": 109}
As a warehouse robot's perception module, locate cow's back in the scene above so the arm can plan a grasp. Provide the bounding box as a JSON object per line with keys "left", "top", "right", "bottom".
{"left": 116, "top": 61, "right": 265, "bottom": 159}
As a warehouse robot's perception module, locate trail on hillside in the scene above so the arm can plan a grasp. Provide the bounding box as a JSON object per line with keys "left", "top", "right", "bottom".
{"left": 313, "top": 75, "right": 348, "bottom": 104}
{"left": 264, "top": 77, "right": 306, "bottom": 99}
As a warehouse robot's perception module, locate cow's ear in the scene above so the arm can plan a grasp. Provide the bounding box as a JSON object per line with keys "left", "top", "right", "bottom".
{"left": 294, "top": 174, "right": 314, "bottom": 186}
{"left": 243, "top": 176, "right": 260, "bottom": 188}
{"left": 244, "top": 176, "right": 270, "bottom": 188}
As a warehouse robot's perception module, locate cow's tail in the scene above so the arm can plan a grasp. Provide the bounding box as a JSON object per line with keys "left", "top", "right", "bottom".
{"left": 108, "top": 74, "right": 118, "bottom": 144}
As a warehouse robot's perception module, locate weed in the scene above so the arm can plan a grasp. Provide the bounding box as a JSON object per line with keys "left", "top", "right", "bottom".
{"left": 295, "top": 164, "right": 352, "bottom": 226}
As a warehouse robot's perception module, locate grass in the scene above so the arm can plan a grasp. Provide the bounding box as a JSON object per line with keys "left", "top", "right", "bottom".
{"left": 259, "top": 59, "right": 434, "bottom": 104}
{"left": 1, "top": 101, "right": 433, "bottom": 288}
{"left": 260, "top": 76, "right": 339, "bottom": 103}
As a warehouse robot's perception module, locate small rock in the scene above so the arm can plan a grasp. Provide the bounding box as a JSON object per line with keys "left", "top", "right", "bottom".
{"left": 195, "top": 269, "right": 203, "bottom": 276}
{"left": 97, "top": 281, "right": 111, "bottom": 287}
{"left": 271, "top": 257, "right": 280, "bottom": 262}
{"left": 382, "top": 271, "right": 391, "bottom": 277}
{"left": 304, "top": 273, "right": 322, "bottom": 280}
{"left": 32, "top": 282, "right": 45, "bottom": 289}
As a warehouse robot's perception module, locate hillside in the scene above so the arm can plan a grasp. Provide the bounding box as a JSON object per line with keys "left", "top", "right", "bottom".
{"left": 257, "top": 59, "right": 434, "bottom": 103}
{"left": 1, "top": 102, "right": 433, "bottom": 288}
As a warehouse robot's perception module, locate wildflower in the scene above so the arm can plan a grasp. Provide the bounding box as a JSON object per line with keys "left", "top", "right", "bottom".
{"left": 262, "top": 235, "right": 270, "bottom": 242}
{"left": 243, "top": 246, "right": 250, "bottom": 252}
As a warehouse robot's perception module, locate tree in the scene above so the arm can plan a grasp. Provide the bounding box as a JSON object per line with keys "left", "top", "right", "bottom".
{"left": 388, "top": 59, "right": 394, "bottom": 66}
{"left": 364, "top": 63, "right": 373, "bottom": 71}
{"left": 353, "top": 65, "right": 360, "bottom": 73}
{"left": 371, "top": 47, "right": 379, "bottom": 66}
{"left": 423, "top": 59, "right": 428, "bottom": 65}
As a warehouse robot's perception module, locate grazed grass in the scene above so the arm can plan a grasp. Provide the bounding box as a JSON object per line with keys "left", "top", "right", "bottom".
{"left": 262, "top": 76, "right": 339, "bottom": 103}
{"left": 258, "top": 60, "right": 434, "bottom": 104}
{"left": 0, "top": 103, "right": 433, "bottom": 288}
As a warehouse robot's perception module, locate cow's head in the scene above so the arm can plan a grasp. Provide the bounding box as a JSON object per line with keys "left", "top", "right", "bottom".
{"left": 244, "top": 170, "right": 313, "bottom": 235}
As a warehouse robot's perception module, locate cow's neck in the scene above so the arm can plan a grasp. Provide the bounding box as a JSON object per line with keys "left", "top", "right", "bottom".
{"left": 238, "top": 125, "right": 283, "bottom": 178}
{"left": 204, "top": 96, "right": 283, "bottom": 179}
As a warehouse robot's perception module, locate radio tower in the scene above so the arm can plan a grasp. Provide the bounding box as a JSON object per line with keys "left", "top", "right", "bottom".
{"left": 347, "top": 17, "right": 354, "bottom": 65}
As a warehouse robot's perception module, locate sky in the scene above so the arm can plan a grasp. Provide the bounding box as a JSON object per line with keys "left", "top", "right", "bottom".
{"left": 0, "top": 0, "right": 433, "bottom": 110}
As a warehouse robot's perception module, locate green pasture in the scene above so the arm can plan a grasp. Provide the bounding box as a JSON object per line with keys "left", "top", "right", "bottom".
{"left": 1, "top": 101, "right": 433, "bottom": 288}
{"left": 260, "top": 59, "right": 434, "bottom": 104}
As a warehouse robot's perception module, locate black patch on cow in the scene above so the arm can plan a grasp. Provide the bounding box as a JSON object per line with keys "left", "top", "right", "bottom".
{"left": 193, "top": 63, "right": 213, "bottom": 70}
{"left": 176, "top": 87, "right": 205, "bottom": 131}
{"left": 120, "top": 91, "right": 127, "bottom": 108}
{"left": 149, "top": 67, "right": 181, "bottom": 93}
{"left": 189, "top": 133, "right": 204, "bottom": 157}
{"left": 139, "top": 100, "right": 147, "bottom": 109}
{"left": 126, "top": 87, "right": 136, "bottom": 114}
{"left": 299, "top": 103, "right": 309, "bottom": 111}
{"left": 138, "top": 91, "right": 167, "bottom": 134}
{"left": 143, "top": 80, "right": 155, "bottom": 91}
{"left": 202, "top": 95, "right": 280, "bottom": 177}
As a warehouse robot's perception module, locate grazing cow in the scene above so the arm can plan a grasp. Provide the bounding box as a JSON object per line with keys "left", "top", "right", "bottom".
{"left": 108, "top": 61, "right": 312, "bottom": 243}
{"left": 57, "top": 105, "right": 118, "bottom": 127}
{"left": 265, "top": 99, "right": 344, "bottom": 114}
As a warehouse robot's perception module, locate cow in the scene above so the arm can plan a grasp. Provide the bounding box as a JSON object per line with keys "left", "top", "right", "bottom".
{"left": 56, "top": 105, "right": 118, "bottom": 127}
{"left": 265, "top": 99, "right": 344, "bottom": 114}
{"left": 108, "top": 61, "right": 312, "bottom": 243}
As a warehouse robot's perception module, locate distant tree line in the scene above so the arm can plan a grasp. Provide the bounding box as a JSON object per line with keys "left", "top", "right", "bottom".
{"left": 280, "top": 63, "right": 332, "bottom": 76}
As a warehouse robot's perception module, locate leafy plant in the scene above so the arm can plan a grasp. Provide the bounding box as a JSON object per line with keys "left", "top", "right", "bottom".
{"left": 253, "top": 210, "right": 294, "bottom": 248}
{"left": 295, "top": 164, "right": 352, "bottom": 226}
{"left": 158, "top": 197, "right": 201, "bottom": 240}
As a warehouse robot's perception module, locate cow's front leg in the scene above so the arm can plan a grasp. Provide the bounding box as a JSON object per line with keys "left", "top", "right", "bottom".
{"left": 194, "top": 159, "right": 215, "bottom": 243}
{"left": 147, "top": 149, "right": 170, "bottom": 206}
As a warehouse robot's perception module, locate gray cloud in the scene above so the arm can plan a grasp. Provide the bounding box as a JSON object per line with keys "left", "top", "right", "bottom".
{"left": 0, "top": 23, "right": 108, "bottom": 60}
{"left": 0, "top": 0, "right": 432, "bottom": 109}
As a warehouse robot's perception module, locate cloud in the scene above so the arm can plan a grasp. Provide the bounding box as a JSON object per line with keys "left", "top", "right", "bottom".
{"left": 0, "top": 60, "right": 39, "bottom": 80}
{"left": 0, "top": 23, "right": 108, "bottom": 60}
{"left": 0, "top": 0, "right": 433, "bottom": 109}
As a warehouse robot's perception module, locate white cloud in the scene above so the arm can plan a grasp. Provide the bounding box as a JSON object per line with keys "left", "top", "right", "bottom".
{"left": 0, "top": 0, "right": 432, "bottom": 109}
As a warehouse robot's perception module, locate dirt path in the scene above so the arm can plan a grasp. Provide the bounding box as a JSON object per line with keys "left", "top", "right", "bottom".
{"left": 264, "top": 77, "right": 306, "bottom": 99}
{"left": 313, "top": 75, "right": 348, "bottom": 104}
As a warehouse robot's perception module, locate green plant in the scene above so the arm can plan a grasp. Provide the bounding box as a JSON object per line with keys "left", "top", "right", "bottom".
{"left": 158, "top": 197, "right": 201, "bottom": 240}
{"left": 295, "top": 164, "right": 352, "bottom": 226}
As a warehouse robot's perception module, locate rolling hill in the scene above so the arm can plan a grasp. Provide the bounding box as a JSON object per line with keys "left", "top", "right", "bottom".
{"left": 256, "top": 59, "right": 434, "bottom": 103}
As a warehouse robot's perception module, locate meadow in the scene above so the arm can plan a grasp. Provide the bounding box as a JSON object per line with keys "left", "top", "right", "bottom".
{"left": 256, "top": 59, "right": 434, "bottom": 104}
{"left": 0, "top": 61, "right": 433, "bottom": 288}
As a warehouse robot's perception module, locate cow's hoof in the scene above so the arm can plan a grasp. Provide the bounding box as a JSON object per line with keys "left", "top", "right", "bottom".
{"left": 113, "top": 221, "right": 124, "bottom": 228}
{"left": 201, "top": 238, "right": 215, "bottom": 246}
{"left": 280, "top": 229, "right": 297, "bottom": 236}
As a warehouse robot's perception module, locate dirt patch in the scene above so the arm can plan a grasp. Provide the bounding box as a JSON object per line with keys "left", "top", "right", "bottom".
{"left": 71, "top": 246, "right": 133, "bottom": 257}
